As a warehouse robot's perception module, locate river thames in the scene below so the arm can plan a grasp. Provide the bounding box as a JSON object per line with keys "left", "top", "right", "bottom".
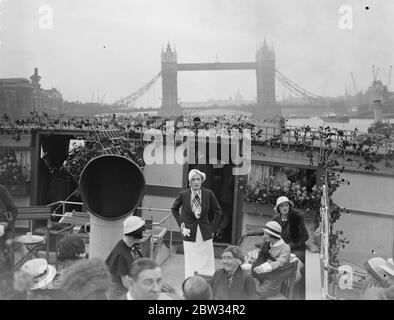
{"left": 127, "top": 108, "right": 394, "bottom": 133}
{"left": 286, "top": 118, "right": 394, "bottom": 132}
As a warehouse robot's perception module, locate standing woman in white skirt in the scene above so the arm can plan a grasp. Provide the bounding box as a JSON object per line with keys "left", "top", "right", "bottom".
{"left": 171, "top": 169, "right": 224, "bottom": 279}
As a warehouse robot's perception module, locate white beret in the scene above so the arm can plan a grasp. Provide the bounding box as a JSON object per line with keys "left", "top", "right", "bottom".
{"left": 188, "top": 169, "right": 206, "bottom": 183}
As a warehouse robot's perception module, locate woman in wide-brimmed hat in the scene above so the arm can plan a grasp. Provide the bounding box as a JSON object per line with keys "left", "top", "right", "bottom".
{"left": 272, "top": 196, "right": 309, "bottom": 264}
{"left": 11, "top": 258, "right": 70, "bottom": 300}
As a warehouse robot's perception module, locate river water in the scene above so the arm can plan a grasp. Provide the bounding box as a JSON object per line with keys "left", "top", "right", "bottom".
{"left": 125, "top": 109, "right": 393, "bottom": 133}
{"left": 286, "top": 118, "right": 394, "bottom": 133}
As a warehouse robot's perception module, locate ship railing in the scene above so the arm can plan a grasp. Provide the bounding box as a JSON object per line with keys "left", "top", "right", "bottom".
{"left": 319, "top": 184, "right": 337, "bottom": 300}
{"left": 48, "top": 199, "right": 175, "bottom": 259}
{"left": 318, "top": 184, "right": 369, "bottom": 300}
{"left": 1, "top": 116, "right": 392, "bottom": 156}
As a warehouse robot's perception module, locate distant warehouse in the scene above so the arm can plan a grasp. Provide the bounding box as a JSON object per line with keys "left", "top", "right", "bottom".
{"left": 0, "top": 68, "right": 63, "bottom": 116}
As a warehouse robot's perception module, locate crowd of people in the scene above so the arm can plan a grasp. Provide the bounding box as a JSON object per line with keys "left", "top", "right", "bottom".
{"left": 1, "top": 175, "right": 394, "bottom": 300}
{"left": 1, "top": 168, "right": 305, "bottom": 300}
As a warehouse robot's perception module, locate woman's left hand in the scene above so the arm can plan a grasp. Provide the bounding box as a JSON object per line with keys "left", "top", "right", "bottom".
{"left": 253, "top": 265, "right": 265, "bottom": 274}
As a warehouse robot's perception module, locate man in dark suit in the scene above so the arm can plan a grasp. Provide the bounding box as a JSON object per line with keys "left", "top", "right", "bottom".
{"left": 171, "top": 169, "right": 223, "bottom": 278}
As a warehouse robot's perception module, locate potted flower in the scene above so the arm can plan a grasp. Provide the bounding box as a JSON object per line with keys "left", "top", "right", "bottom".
{"left": 0, "top": 154, "right": 28, "bottom": 196}
{"left": 241, "top": 176, "right": 322, "bottom": 224}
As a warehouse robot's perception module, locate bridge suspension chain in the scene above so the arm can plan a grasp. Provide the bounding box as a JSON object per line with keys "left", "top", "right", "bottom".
{"left": 277, "top": 75, "right": 318, "bottom": 103}
{"left": 276, "top": 69, "right": 322, "bottom": 99}
{"left": 112, "top": 71, "right": 162, "bottom": 110}
{"left": 275, "top": 69, "right": 326, "bottom": 104}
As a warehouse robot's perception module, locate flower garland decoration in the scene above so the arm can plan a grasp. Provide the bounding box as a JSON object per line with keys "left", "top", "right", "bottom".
{"left": 243, "top": 177, "right": 322, "bottom": 218}
{"left": 61, "top": 131, "right": 145, "bottom": 184}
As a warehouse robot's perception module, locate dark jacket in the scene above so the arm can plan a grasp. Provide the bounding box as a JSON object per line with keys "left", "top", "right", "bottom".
{"left": 272, "top": 211, "right": 309, "bottom": 251}
{"left": 211, "top": 266, "right": 256, "bottom": 300}
{"left": 171, "top": 187, "right": 223, "bottom": 242}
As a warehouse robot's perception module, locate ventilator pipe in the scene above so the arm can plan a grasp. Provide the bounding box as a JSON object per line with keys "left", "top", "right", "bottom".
{"left": 79, "top": 155, "right": 145, "bottom": 260}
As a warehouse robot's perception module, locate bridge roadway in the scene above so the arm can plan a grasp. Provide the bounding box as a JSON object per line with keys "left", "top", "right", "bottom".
{"left": 177, "top": 62, "right": 256, "bottom": 71}
{"left": 113, "top": 103, "right": 330, "bottom": 114}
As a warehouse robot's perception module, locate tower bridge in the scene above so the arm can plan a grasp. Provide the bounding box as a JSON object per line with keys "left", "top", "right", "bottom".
{"left": 112, "top": 40, "right": 326, "bottom": 118}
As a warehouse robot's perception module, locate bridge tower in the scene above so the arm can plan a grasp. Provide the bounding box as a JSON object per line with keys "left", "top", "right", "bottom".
{"left": 255, "top": 39, "right": 281, "bottom": 119}
{"left": 159, "top": 43, "right": 182, "bottom": 116}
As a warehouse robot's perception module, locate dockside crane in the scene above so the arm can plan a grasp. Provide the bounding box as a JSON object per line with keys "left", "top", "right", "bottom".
{"left": 350, "top": 72, "right": 358, "bottom": 94}
{"left": 99, "top": 94, "right": 106, "bottom": 105}
{"left": 376, "top": 67, "right": 380, "bottom": 81}
{"left": 372, "top": 65, "right": 381, "bottom": 82}
{"left": 372, "top": 65, "right": 376, "bottom": 81}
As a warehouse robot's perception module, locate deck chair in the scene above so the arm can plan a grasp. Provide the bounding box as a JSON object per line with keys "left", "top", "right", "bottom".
{"left": 14, "top": 206, "right": 52, "bottom": 267}
{"left": 15, "top": 206, "right": 74, "bottom": 268}
{"left": 264, "top": 260, "right": 299, "bottom": 300}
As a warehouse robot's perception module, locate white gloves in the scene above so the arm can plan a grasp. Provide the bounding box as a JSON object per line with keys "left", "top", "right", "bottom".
{"left": 253, "top": 262, "right": 272, "bottom": 274}
{"left": 182, "top": 228, "right": 191, "bottom": 237}
{"left": 180, "top": 223, "right": 190, "bottom": 237}
{"left": 244, "top": 249, "right": 259, "bottom": 264}
{"left": 0, "top": 224, "right": 5, "bottom": 237}
{"left": 240, "top": 263, "right": 252, "bottom": 271}
{"left": 242, "top": 262, "right": 272, "bottom": 273}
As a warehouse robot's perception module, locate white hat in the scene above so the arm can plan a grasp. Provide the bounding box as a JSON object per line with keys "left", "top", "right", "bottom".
{"left": 274, "top": 196, "right": 294, "bottom": 213}
{"left": 188, "top": 169, "right": 206, "bottom": 183}
{"left": 123, "top": 215, "right": 145, "bottom": 234}
{"left": 263, "top": 221, "right": 282, "bottom": 239}
{"left": 21, "top": 258, "right": 57, "bottom": 290}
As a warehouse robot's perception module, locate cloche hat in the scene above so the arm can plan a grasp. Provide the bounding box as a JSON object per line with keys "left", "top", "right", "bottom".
{"left": 274, "top": 196, "right": 294, "bottom": 213}
{"left": 123, "top": 216, "right": 145, "bottom": 234}
{"left": 263, "top": 221, "right": 282, "bottom": 239}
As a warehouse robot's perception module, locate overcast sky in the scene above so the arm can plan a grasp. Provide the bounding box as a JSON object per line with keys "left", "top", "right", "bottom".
{"left": 0, "top": 0, "right": 393, "bottom": 106}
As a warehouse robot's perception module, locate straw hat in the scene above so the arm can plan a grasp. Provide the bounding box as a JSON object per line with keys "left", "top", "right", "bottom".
{"left": 21, "top": 258, "right": 57, "bottom": 290}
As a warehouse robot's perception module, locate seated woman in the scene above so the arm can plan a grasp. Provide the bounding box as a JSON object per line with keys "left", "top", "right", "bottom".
{"left": 57, "top": 236, "right": 87, "bottom": 270}
{"left": 242, "top": 221, "right": 291, "bottom": 299}
{"left": 211, "top": 246, "right": 255, "bottom": 300}
{"left": 272, "top": 196, "right": 309, "bottom": 264}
